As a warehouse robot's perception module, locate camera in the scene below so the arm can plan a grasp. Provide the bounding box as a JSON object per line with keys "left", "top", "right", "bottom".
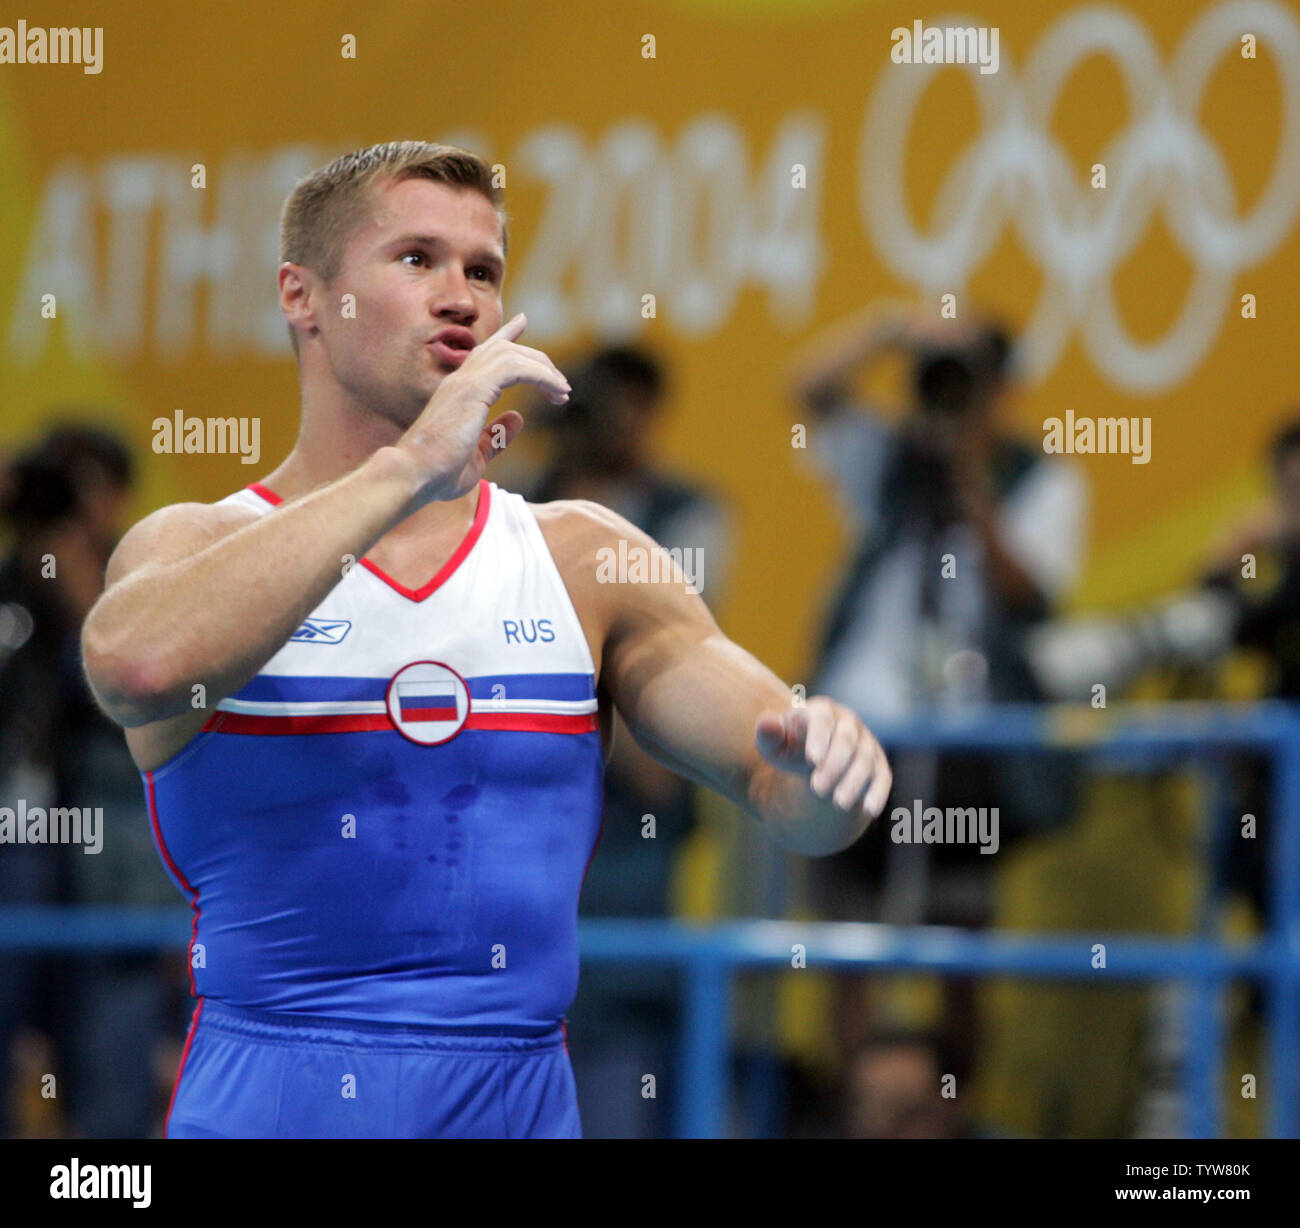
{"left": 910, "top": 326, "right": 1010, "bottom": 417}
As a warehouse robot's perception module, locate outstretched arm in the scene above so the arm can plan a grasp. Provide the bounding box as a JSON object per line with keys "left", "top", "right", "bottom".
{"left": 569, "top": 503, "right": 892, "bottom": 856}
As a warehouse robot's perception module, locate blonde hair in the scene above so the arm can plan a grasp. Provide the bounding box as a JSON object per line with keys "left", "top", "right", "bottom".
{"left": 278, "top": 139, "right": 507, "bottom": 355}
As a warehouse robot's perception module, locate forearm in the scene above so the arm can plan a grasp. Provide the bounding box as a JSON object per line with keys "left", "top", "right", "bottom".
{"left": 788, "top": 308, "right": 901, "bottom": 412}
{"left": 629, "top": 658, "right": 882, "bottom": 857}
{"left": 608, "top": 711, "right": 686, "bottom": 808}
{"left": 83, "top": 447, "right": 421, "bottom": 724}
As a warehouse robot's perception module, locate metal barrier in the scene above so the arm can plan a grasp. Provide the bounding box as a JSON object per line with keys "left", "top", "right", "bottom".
{"left": 2, "top": 702, "right": 1298, "bottom": 1138}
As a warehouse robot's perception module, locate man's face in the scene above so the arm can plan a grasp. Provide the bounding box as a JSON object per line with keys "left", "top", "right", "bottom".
{"left": 846, "top": 1045, "right": 954, "bottom": 1139}
{"left": 308, "top": 176, "right": 506, "bottom": 428}
{"left": 583, "top": 389, "right": 655, "bottom": 474}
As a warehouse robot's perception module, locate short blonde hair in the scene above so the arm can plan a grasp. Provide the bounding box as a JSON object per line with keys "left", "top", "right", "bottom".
{"left": 279, "top": 139, "right": 508, "bottom": 355}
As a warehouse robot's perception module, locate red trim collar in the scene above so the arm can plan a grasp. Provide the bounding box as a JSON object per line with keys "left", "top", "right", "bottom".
{"left": 245, "top": 477, "right": 491, "bottom": 603}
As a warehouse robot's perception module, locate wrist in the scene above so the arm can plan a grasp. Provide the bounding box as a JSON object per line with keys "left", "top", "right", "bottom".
{"left": 365, "top": 445, "right": 437, "bottom": 510}
{"left": 766, "top": 791, "right": 868, "bottom": 856}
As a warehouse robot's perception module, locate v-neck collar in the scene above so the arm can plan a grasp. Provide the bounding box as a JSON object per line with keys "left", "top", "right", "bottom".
{"left": 245, "top": 477, "right": 491, "bottom": 603}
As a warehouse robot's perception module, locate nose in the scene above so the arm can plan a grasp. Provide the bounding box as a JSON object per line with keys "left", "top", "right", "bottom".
{"left": 431, "top": 264, "right": 478, "bottom": 325}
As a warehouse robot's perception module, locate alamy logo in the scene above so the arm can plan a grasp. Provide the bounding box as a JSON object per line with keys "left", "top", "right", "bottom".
{"left": 152, "top": 412, "right": 261, "bottom": 465}
{"left": 890, "top": 20, "right": 999, "bottom": 75}
{"left": 0, "top": 21, "right": 103, "bottom": 74}
{"left": 1043, "top": 411, "right": 1151, "bottom": 464}
{"left": 49, "top": 1158, "right": 150, "bottom": 1208}
{"left": 595, "top": 539, "right": 704, "bottom": 595}
{"left": 891, "top": 800, "right": 1000, "bottom": 855}
{"left": 291, "top": 619, "right": 352, "bottom": 644}
{"left": 0, "top": 801, "right": 102, "bottom": 854}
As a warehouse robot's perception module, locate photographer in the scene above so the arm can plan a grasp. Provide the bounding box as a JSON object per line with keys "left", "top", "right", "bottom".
{"left": 790, "top": 307, "right": 1087, "bottom": 724}
{"left": 0, "top": 423, "right": 178, "bottom": 1137}
{"left": 786, "top": 306, "right": 1088, "bottom": 1060}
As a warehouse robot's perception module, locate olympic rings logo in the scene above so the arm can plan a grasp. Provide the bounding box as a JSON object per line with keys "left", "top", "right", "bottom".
{"left": 860, "top": 1, "right": 1300, "bottom": 391}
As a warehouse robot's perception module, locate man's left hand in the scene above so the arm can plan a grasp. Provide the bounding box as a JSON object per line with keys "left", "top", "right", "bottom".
{"left": 755, "top": 696, "right": 892, "bottom": 820}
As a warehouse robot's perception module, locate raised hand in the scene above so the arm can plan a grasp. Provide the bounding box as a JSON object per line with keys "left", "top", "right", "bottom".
{"left": 396, "top": 312, "right": 570, "bottom": 505}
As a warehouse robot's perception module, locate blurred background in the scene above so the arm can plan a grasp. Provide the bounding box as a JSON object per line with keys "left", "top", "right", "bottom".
{"left": 1, "top": 0, "right": 1298, "bottom": 1137}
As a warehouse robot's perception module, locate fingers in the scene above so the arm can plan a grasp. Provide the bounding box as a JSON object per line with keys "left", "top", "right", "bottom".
{"left": 803, "top": 699, "right": 892, "bottom": 818}
{"left": 863, "top": 743, "right": 893, "bottom": 817}
{"left": 831, "top": 744, "right": 875, "bottom": 812}
{"left": 481, "top": 316, "right": 561, "bottom": 376}
{"left": 800, "top": 697, "right": 837, "bottom": 769}
{"left": 524, "top": 356, "right": 571, "bottom": 403}
{"left": 508, "top": 341, "right": 565, "bottom": 368}
{"left": 484, "top": 352, "right": 569, "bottom": 403}
{"left": 807, "top": 703, "right": 855, "bottom": 796}
{"left": 488, "top": 312, "right": 528, "bottom": 343}
{"left": 463, "top": 312, "right": 572, "bottom": 404}
{"left": 518, "top": 352, "right": 570, "bottom": 403}
{"left": 763, "top": 697, "right": 893, "bottom": 819}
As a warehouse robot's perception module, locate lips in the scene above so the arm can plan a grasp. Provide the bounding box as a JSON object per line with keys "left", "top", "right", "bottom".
{"left": 429, "top": 340, "right": 471, "bottom": 367}
{"left": 426, "top": 326, "right": 477, "bottom": 369}
{"left": 430, "top": 326, "right": 476, "bottom": 351}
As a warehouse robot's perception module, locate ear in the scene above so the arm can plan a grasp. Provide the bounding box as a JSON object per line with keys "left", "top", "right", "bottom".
{"left": 278, "top": 262, "right": 320, "bottom": 344}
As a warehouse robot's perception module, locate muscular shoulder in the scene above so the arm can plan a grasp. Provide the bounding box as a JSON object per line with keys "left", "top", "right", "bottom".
{"left": 528, "top": 496, "right": 719, "bottom": 650}
{"left": 528, "top": 496, "right": 638, "bottom": 556}
{"left": 528, "top": 498, "right": 630, "bottom": 619}
{"left": 527, "top": 496, "right": 670, "bottom": 585}
{"left": 105, "top": 497, "right": 262, "bottom": 587}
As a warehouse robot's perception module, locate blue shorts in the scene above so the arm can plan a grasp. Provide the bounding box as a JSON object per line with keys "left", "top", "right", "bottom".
{"left": 166, "top": 999, "right": 583, "bottom": 1139}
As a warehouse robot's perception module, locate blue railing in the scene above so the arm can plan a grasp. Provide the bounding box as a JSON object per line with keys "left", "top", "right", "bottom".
{"left": 2, "top": 701, "right": 1298, "bottom": 1138}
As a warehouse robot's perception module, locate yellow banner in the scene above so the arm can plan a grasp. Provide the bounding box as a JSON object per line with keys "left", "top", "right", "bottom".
{"left": 1, "top": 0, "right": 1295, "bottom": 679}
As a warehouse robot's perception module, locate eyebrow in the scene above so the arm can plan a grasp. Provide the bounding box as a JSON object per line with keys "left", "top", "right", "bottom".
{"left": 386, "top": 233, "right": 505, "bottom": 274}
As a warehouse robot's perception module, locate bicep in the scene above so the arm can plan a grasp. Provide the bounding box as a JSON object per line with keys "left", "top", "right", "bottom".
{"left": 84, "top": 501, "right": 256, "bottom": 699}
{"left": 559, "top": 498, "right": 788, "bottom": 811}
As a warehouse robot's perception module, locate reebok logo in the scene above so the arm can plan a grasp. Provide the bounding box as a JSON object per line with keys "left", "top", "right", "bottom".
{"left": 291, "top": 619, "right": 351, "bottom": 644}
